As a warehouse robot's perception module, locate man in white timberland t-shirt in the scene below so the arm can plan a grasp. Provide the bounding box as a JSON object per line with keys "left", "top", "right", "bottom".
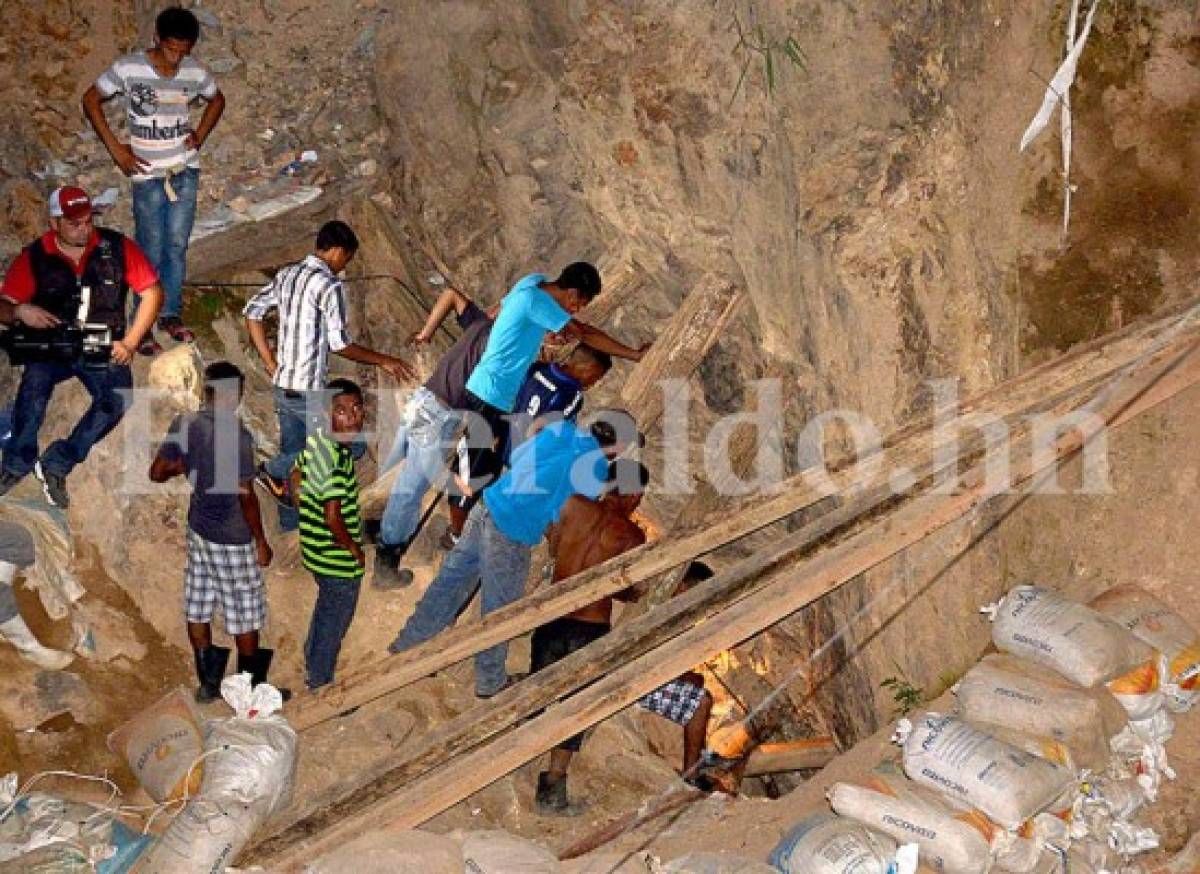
{"left": 83, "top": 6, "right": 225, "bottom": 356}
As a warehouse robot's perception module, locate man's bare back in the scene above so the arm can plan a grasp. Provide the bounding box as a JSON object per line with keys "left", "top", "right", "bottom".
{"left": 550, "top": 494, "right": 645, "bottom": 625}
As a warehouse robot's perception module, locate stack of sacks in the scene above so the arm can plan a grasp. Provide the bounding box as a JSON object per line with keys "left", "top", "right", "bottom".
{"left": 769, "top": 584, "right": 1194, "bottom": 874}
{"left": 987, "top": 586, "right": 1176, "bottom": 793}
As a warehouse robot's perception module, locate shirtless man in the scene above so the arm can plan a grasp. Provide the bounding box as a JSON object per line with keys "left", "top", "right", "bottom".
{"left": 530, "top": 460, "right": 713, "bottom": 814}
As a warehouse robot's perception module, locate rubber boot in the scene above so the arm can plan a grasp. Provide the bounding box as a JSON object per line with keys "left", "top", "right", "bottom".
{"left": 239, "top": 647, "right": 292, "bottom": 702}
{"left": 535, "top": 771, "right": 584, "bottom": 817}
{"left": 372, "top": 544, "right": 414, "bottom": 591}
{"left": 193, "top": 645, "right": 230, "bottom": 703}
{"left": 0, "top": 616, "right": 73, "bottom": 670}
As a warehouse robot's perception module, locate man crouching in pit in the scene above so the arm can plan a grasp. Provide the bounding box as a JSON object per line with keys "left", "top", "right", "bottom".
{"left": 530, "top": 459, "right": 713, "bottom": 815}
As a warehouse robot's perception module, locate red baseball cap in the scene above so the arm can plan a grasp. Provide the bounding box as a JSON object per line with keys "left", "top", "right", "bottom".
{"left": 48, "top": 186, "right": 93, "bottom": 220}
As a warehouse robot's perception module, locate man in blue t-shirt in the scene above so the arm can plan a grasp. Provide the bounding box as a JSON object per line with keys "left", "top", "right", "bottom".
{"left": 445, "top": 344, "right": 613, "bottom": 541}
{"left": 389, "top": 409, "right": 639, "bottom": 698}
{"left": 458, "top": 262, "right": 648, "bottom": 498}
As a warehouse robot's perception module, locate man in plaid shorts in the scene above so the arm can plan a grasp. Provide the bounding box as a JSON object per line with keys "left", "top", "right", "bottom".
{"left": 531, "top": 459, "right": 713, "bottom": 814}
{"left": 150, "top": 361, "right": 282, "bottom": 702}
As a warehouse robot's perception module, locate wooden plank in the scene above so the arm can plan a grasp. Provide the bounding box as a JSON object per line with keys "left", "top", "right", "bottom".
{"left": 286, "top": 312, "right": 1193, "bottom": 731}
{"left": 620, "top": 274, "right": 743, "bottom": 426}
{"left": 744, "top": 738, "right": 840, "bottom": 775}
{"left": 250, "top": 336, "right": 1200, "bottom": 869}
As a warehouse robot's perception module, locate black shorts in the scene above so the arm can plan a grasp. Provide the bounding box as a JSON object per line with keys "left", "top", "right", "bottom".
{"left": 531, "top": 617, "right": 611, "bottom": 751}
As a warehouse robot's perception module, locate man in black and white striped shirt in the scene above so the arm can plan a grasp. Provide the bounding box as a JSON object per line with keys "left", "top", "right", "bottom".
{"left": 243, "top": 220, "right": 415, "bottom": 530}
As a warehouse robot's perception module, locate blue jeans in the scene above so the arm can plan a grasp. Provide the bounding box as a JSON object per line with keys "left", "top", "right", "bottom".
{"left": 1, "top": 361, "right": 132, "bottom": 478}
{"left": 132, "top": 167, "right": 199, "bottom": 320}
{"left": 389, "top": 503, "right": 530, "bottom": 695}
{"left": 267, "top": 387, "right": 326, "bottom": 531}
{"left": 380, "top": 387, "right": 461, "bottom": 550}
{"left": 304, "top": 573, "right": 363, "bottom": 689}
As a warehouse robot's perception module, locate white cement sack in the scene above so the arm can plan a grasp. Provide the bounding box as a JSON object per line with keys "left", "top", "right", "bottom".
{"left": 769, "top": 813, "right": 898, "bottom": 874}
{"left": 457, "top": 830, "right": 562, "bottom": 873}
{"left": 897, "top": 713, "right": 1076, "bottom": 830}
{"left": 308, "top": 829, "right": 463, "bottom": 873}
{"left": 987, "top": 585, "right": 1156, "bottom": 687}
{"left": 132, "top": 676, "right": 296, "bottom": 874}
{"left": 107, "top": 688, "right": 204, "bottom": 803}
{"left": 1090, "top": 585, "right": 1200, "bottom": 713}
{"left": 828, "top": 774, "right": 992, "bottom": 874}
{"left": 953, "top": 653, "right": 1127, "bottom": 771}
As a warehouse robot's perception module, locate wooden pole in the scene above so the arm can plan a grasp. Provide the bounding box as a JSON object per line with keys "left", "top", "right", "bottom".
{"left": 249, "top": 336, "right": 1200, "bottom": 870}
{"left": 744, "top": 738, "right": 840, "bottom": 776}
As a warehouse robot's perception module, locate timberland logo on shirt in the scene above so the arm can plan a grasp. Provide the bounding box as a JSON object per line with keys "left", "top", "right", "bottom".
{"left": 131, "top": 118, "right": 190, "bottom": 141}
{"left": 130, "top": 82, "right": 158, "bottom": 117}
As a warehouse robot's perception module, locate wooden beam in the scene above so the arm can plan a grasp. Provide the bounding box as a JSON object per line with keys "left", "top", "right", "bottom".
{"left": 620, "top": 274, "right": 743, "bottom": 427}
{"left": 251, "top": 334, "right": 1200, "bottom": 870}
{"left": 286, "top": 311, "right": 1193, "bottom": 731}
{"left": 744, "top": 738, "right": 840, "bottom": 776}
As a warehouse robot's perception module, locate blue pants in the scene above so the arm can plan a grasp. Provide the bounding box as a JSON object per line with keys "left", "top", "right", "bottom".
{"left": 380, "top": 387, "right": 461, "bottom": 550}
{"left": 1, "top": 361, "right": 132, "bottom": 478}
{"left": 266, "top": 387, "right": 326, "bottom": 532}
{"left": 304, "top": 573, "right": 362, "bottom": 689}
{"left": 390, "top": 503, "right": 530, "bottom": 695}
{"left": 132, "top": 168, "right": 199, "bottom": 320}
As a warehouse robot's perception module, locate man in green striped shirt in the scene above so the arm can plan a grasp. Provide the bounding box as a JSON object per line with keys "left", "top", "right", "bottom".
{"left": 290, "top": 378, "right": 366, "bottom": 689}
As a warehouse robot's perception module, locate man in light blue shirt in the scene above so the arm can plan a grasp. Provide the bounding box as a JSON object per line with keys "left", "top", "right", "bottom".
{"left": 389, "top": 409, "right": 639, "bottom": 697}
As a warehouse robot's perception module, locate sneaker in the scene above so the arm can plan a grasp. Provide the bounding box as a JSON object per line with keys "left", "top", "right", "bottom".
{"left": 255, "top": 464, "right": 291, "bottom": 508}
{"left": 372, "top": 546, "right": 414, "bottom": 591}
{"left": 159, "top": 316, "right": 195, "bottom": 343}
{"left": 137, "top": 333, "right": 163, "bottom": 356}
{"left": 33, "top": 461, "right": 69, "bottom": 508}
{"left": 0, "top": 470, "right": 24, "bottom": 498}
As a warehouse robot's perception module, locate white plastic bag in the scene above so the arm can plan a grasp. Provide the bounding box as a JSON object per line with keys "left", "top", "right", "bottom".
{"left": 769, "top": 813, "right": 898, "bottom": 874}
{"left": 828, "top": 774, "right": 992, "bottom": 874}
{"left": 953, "top": 653, "right": 1127, "bottom": 772}
{"left": 896, "top": 714, "right": 1075, "bottom": 830}
{"left": 1090, "top": 585, "right": 1200, "bottom": 713}
{"left": 133, "top": 675, "right": 296, "bottom": 874}
{"left": 987, "top": 586, "right": 1155, "bottom": 687}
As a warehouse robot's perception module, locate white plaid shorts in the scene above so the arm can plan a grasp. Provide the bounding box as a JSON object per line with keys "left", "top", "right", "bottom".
{"left": 184, "top": 530, "right": 265, "bottom": 635}
{"left": 638, "top": 678, "right": 705, "bottom": 725}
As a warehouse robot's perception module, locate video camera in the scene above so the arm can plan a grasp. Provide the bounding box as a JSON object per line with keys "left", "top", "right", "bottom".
{"left": 0, "top": 323, "right": 113, "bottom": 370}
{"left": 1, "top": 285, "right": 114, "bottom": 370}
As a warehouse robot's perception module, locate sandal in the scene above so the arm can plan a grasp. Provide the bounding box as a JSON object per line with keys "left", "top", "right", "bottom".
{"left": 159, "top": 317, "right": 195, "bottom": 343}
{"left": 137, "top": 334, "right": 163, "bottom": 356}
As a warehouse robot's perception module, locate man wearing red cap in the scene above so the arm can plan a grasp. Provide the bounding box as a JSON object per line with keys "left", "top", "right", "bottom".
{"left": 0, "top": 186, "right": 164, "bottom": 507}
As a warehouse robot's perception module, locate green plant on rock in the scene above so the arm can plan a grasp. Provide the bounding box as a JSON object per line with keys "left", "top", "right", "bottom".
{"left": 728, "top": 8, "right": 807, "bottom": 105}
{"left": 881, "top": 672, "right": 924, "bottom": 718}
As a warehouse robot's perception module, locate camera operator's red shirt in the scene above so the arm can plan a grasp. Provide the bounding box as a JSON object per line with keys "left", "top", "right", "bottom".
{"left": 1, "top": 230, "right": 159, "bottom": 304}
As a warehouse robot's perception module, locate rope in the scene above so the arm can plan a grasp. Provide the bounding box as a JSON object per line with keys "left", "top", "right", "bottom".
{"left": 183, "top": 273, "right": 459, "bottom": 344}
